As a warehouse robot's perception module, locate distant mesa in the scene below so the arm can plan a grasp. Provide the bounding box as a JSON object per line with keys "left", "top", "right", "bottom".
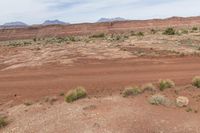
{"left": 0, "top": 21, "right": 28, "bottom": 29}
{"left": 42, "top": 20, "right": 69, "bottom": 25}
{"left": 97, "top": 17, "right": 126, "bottom": 22}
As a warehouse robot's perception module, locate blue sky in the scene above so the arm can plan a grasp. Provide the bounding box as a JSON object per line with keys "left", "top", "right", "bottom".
{"left": 0, "top": 0, "right": 200, "bottom": 25}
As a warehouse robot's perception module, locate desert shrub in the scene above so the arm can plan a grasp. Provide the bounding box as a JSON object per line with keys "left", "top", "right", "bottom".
{"left": 0, "top": 116, "right": 7, "bottom": 128}
{"left": 65, "top": 86, "right": 87, "bottom": 103}
{"left": 8, "top": 42, "right": 23, "bottom": 47}
{"left": 136, "top": 32, "right": 144, "bottom": 36}
{"left": 149, "top": 94, "right": 169, "bottom": 105}
{"left": 142, "top": 83, "right": 156, "bottom": 92}
{"left": 181, "top": 29, "right": 188, "bottom": 34}
{"left": 59, "top": 92, "right": 65, "bottom": 96}
{"left": 192, "top": 27, "right": 198, "bottom": 31}
{"left": 123, "top": 35, "right": 129, "bottom": 39}
{"left": 23, "top": 41, "right": 32, "bottom": 45}
{"left": 33, "top": 38, "right": 37, "bottom": 42}
{"left": 192, "top": 76, "right": 200, "bottom": 88}
{"left": 68, "top": 36, "right": 78, "bottom": 42}
{"left": 163, "top": 28, "right": 176, "bottom": 35}
{"left": 150, "top": 29, "right": 157, "bottom": 34}
{"left": 56, "top": 37, "right": 66, "bottom": 43}
{"left": 24, "top": 101, "right": 33, "bottom": 106}
{"left": 130, "top": 31, "right": 144, "bottom": 36}
{"left": 57, "top": 36, "right": 75, "bottom": 43}
{"left": 122, "top": 86, "right": 142, "bottom": 97}
{"left": 90, "top": 33, "right": 105, "bottom": 38}
{"left": 158, "top": 79, "right": 175, "bottom": 91}
{"left": 111, "top": 34, "right": 122, "bottom": 41}
{"left": 109, "top": 34, "right": 128, "bottom": 42}
{"left": 130, "top": 31, "right": 136, "bottom": 36}
{"left": 115, "top": 35, "right": 122, "bottom": 40}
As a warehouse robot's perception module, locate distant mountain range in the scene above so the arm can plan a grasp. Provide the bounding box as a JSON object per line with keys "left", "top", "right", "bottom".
{"left": 42, "top": 20, "right": 68, "bottom": 25}
{"left": 0, "top": 21, "right": 28, "bottom": 29}
{"left": 97, "top": 17, "right": 126, "bottom": 22}
{"left": 0, "top": 20, "right": 69, "bottom": 29}
{"left": 0, "top": 17, "right": 127, "bottom": 29}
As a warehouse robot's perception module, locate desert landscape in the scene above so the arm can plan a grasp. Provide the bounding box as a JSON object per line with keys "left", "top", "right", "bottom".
{"left": 1, "top": 16, "right": 200, "bottom": 133}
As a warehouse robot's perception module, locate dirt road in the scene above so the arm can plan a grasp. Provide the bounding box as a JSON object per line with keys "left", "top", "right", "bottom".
{"left": 0, "top": 56, "right": 200, "bottom": 105}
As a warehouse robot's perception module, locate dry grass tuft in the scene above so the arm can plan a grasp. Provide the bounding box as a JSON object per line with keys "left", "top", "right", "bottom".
{"left": 142, "top": 83, "right": 157, "bottom": 92}
{"left": 122, "top": 86, "right": 142, "bottom": 97}
{"left": 158, "top": 79, "right": 175, "bottom": 91}
{"left": 149, "top": 94, "right": 169, "bottom": 106}
{"left": 65, "top": 86, "right": 87, "bottom": 103}
{"left": 192, "top": 76, "right": 200, "bottom": 88}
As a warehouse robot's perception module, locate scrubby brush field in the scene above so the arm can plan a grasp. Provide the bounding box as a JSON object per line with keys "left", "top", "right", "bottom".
{"left": 1, "top": 18, "right": 200, "bottom": 133}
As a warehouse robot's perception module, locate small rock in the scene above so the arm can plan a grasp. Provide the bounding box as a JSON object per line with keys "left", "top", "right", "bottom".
{"left": 176, "top": 96, "right": 189, "bottom": 107}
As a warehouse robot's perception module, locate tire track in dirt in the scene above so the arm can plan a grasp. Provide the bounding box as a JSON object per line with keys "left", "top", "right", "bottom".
{"left": 0, "top": 56, "right": 200, "bottom": 104}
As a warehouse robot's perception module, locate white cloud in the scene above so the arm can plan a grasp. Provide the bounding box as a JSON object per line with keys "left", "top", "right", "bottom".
{"left": 0, "top": 0, "right": 199, "bottom": 25}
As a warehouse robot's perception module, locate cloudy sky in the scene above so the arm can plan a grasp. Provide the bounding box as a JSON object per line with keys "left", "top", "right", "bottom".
{"left": 0, "top": 0, "right": 200, "bottom": 25}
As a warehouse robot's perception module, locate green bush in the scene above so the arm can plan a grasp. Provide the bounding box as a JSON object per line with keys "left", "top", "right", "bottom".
{"left": 65, "top": 86, "right": 87, "bottom": 103}
{"left": 158, "top": 79, "right": 175, "bottom": 91}
{"left": 33, "top": 37, "right": 37, "bottom": 42}
{"left": 163, "top": 28, "right": 176, "bottom": 35}
{"left": 192, "top": 27, "right": 198, "bottom": 31}
{"left": 192, "top": 76, "right": 200, "bottom": 88}
{"left": 122, "top": 86, "right": 142, "bottom": 97}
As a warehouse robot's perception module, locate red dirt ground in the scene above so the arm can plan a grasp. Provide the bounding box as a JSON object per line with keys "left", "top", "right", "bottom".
{"left": 0, "top": 56, "right": 200, "bottom": 105}
{"left": 1, "top": 16, "right": 200, "bottom": 133}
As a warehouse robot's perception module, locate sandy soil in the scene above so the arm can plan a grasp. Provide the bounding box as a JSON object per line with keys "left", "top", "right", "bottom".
{"left": 2, "top": 88, "right": 200, "bottom": 133}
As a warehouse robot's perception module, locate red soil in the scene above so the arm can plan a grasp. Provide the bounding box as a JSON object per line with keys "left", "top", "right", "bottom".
{"left": 0, "top": 56, "right": 200, "bottom": 105}
{"left": 1, "top": 16, "right": 200, "bottom": 41}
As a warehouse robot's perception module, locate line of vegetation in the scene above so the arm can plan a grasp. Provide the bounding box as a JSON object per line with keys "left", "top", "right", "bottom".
{"left": 89, "top": 33, "right": 105, "bottom": 38}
